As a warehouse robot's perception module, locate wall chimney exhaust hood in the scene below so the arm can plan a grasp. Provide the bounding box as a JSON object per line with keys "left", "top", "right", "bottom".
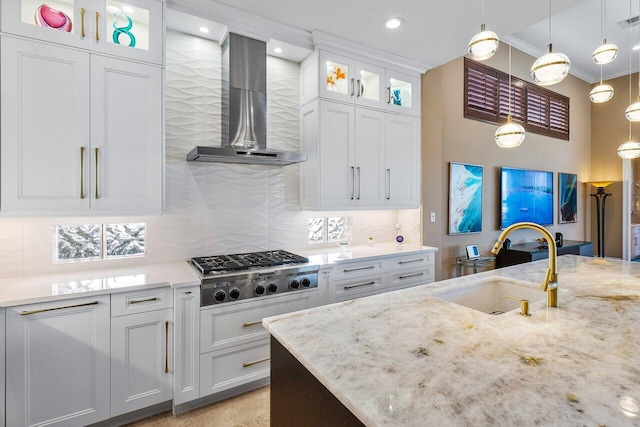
{"left": 186, "top": 33, "right": 306, "bottom": 166}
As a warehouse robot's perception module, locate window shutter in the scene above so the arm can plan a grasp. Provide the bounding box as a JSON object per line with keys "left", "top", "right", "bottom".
{"left": 464, "top": 57, "right": 569, "bottom": 141}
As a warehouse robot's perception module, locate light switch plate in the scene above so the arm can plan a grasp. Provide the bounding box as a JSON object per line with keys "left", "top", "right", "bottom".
{"left": 430, "top": 212, "right": 436, "bottom": 223}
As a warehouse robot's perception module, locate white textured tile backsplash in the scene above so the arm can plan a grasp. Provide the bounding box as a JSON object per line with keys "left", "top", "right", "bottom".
{"left": 0, "top": 30, "right": 421, "bottom": 279}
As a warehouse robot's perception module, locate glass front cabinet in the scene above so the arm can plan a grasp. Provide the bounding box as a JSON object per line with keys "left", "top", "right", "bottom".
{"left": 303, "top": 50, "right": 420, "bottom": 116}
{"left": 1, "top": 0, "right": 163, "bottom": 64}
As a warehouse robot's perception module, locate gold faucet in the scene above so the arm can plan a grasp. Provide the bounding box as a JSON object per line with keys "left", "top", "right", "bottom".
{"left": 491, "top": 222, "right": 558, "bottom": 307}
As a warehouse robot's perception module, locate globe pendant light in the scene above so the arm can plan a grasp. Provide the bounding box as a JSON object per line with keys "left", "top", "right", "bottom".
{"left": 619, "top": 0, "right": 640, "bottom": 159}
{"left": 530, "top": 0, "right": 571, "bottom": 86}
{"left": 592, "top": 0, "right": 618, "bottom": 65}
{"left": 590, "top": 66, "right": 614, "bottom": 103}
{"left": 627, "top": 0, "right": 640, "bottom": 122}
{"left": 468, "top": 0, "right": 499, "bottom": 60}
{"left": 495, "top": 4, "right": 525, "bottom": 148}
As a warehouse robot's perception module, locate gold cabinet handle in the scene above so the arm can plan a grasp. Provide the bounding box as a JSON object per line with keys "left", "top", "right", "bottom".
{"left": 242, "top": 357, "right": 269, "bottom": 368}
{"left": 20, "top": 301, "right": 99, "bottom": 316}
{"left": 128, "top": 297, "right": 159, "bottom": 305}
{"left": 343, "top": 265, "right": 375, "bottom": 273}
{"left": 165, "top": 321, "right": 169, "bottom": 374}
{"left": 95, "top": 11, "right": 100, "bottom": 41}
{"left": 398, "top": 258, "right": 424, "bottom": 265}
{"left": 80, "top": 8, "right": 86, "bottom": 38}
{"left": 242, "top": 320, "right": 262, "bottom": 328}
{"left": 80, "top": 146, "right": 85, "bottom": 199}
{"left": 399, "top": 272, "right": 424, "bottom": 280}
{"left": 94, "top": 147, "right": 99, "bottom": 199}
{"left": 344, "top": 281, "right": 375, "bottom": 290}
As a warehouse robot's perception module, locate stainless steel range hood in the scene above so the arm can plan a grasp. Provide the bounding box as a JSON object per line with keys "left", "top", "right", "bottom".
{"left": 186, "top": 33, "right": 306, "bottom": 166}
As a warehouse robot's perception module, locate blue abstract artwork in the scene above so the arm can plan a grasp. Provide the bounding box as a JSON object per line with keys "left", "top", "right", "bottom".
{"left": 449, "top": 162, "right": 483, "bottom": 235}
{"left": 500, "top": 168, "right": 553, "bottom": 228}
{"left": 559, "top": 173, "right": 578, "bottom": 224}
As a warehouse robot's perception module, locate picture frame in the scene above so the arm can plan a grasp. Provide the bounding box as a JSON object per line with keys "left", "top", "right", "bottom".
{"left": 500, "top": 167, "right": 554, "bottom": 229}
{"left": 466, "top": 244, "right": 480, "bottom": 260}
{"left": 558, "top": 172, "right": 578, "bottom": 224}
{"left": 449, "top": 162, "right": 483, "bottom": 235}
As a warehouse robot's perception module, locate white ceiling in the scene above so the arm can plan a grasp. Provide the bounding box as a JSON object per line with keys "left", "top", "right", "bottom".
{"left": 168, "top": 0, "right": 640, "bottom": 84}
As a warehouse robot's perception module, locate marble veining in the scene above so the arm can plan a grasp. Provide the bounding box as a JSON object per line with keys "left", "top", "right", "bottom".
{"left": 264, "top": 256, "right": 640, "bottom": 425}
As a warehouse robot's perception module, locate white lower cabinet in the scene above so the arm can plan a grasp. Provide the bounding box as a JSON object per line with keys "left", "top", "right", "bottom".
{"left": 198, "top": 290, "right": 319, "bottom": 398}
{"left": 6, "top": 295, "right": 111, "bottom": 427}
{"left": 327, "top": 250, "right": 436, "bottom": 304}
{"left": 111, "top": 307, "right": 173, "bottom": 417}
{"left": 173, "top": 286, "right": 200, "bottom": 407}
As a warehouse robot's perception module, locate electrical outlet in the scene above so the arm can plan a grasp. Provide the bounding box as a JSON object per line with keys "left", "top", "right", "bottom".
{"left": 430, "top": 212, "right": 436, "bottom": 223}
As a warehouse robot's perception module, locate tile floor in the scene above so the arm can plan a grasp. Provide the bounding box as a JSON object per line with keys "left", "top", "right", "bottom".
{"left": 126, "top": 386, "right": 269, "bottom": 426}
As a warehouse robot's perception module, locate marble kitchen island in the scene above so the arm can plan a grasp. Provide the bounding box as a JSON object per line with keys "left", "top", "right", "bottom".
{"left": 263, "top": 255, "right": 640, "bottom": 426}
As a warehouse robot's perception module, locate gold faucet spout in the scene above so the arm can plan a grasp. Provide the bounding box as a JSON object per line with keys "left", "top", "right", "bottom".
{"left": 492, "top": 222, "right": 558, "bottom": 307}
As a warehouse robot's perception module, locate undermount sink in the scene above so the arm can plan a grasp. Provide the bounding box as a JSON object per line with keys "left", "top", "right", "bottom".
{"left": 434, "top": 277, "right": 545, "bottom": 315}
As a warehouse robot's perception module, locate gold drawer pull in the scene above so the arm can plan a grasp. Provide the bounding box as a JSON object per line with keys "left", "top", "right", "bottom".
{"left": 80, "top": 7, "right": 85, "bottom": 38}
{"left": 398, "top": 258, "right": 424, "bottom": 265}
{"left": 20, "top": 301, "right": 98, "bottom": 316}
{"left": 95, "top": 11, "right": 100, "bottom": 41}
{"left": 343, "top": 265, "right": 375, "bottom": 273}
{"left": 165, "top": 321, "right": 169, "bottom": 373}
{"left": 399, "top": 272, "right": 424, "bottom": 280}
{"left": 242, "top": 357, "right": 270, "bottom": 368}
{"left": 344, "top": 281, "right": 375, "bottom": 290}
{"left": 242, "top": 320, "right": 262, "bottom": 328}
{"left": 129, "top": 297, "right": 159, "bottom": 305}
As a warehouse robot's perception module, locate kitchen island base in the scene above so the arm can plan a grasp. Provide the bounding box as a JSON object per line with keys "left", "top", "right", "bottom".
{"left": 271, "top": 336, "right": 364, "bottom": 426}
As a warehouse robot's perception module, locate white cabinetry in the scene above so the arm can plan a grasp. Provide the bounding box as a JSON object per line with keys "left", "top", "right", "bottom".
{"left": 1, "top": 0, "right": 164, "bottom": 65}
{"left": 327, "top": 250, "right": 435, "bottom": 304}
{"left": 199, "top": 290, "right": 318, "bottom": 397}
{"left": 301, "top": 100, "right": 419, "bottom": 210}
{"left": 6, "top": 295, "right": 111, "bottom": 427}
{"left": 110, "top": 289, "right": 173, "bottom": 417}
{"left": 0, "top": 36, "right": 163, "bottom": 214}
{"left": 301, "top": 50, "right": 420, "bottom": 116}
{"left": 173, "top": 286, "right": 200, "bottom": 407}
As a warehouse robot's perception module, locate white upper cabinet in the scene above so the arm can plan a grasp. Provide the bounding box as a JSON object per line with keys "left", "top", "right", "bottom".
{"left": 1, "top": 0, "right": 164, "bottom": 65}
{"left": 301, "top": 49, "right": 420, "bottom": 116}
{"left": 1, "top": 35, "right": 163, "bottom": 214}
{"left": 385, "top": 114, "right": 420, "bottom": 207}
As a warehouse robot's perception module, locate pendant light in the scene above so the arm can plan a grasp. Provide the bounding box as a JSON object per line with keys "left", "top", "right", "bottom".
{"left": 495, "top": 4, "right": 525, "bottom": 148}
{"left": 530, "top": 0, "right": 571, "bottom": 86}
{"left": 590, "top": 66, "right": 614, "bottom": 103}
{"left": 468, "top": 0, "right": 499, "bottom": 60}
{"left": 627, "top": 0, "right": 640, "bottom": 121}
{"left": 619, "top": 0, "right": 640, "bottom": 159}
{"left": 592, "top": 0, "right": 618, "bottom": 64}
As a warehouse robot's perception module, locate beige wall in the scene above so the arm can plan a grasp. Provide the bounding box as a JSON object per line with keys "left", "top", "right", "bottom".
{"left": 590, "top": 73, "right": 637, "bottom": 258}
{"left": 422, "top": 46, "right": 592, "bottom": 280}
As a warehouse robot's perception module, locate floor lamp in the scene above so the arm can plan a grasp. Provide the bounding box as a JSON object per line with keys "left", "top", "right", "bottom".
{"left": 586, "top": 181, "right": 614, "bottom": 258}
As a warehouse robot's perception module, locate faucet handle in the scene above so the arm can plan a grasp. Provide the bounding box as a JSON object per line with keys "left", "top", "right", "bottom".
{"left": 502, "top": 295, "right": 531, "bottom": 317}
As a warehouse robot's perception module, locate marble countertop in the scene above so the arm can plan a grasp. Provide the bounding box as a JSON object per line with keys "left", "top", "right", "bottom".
{"left": 0, "top": 262, "right": 200, "bottom": 307}
{"left": 297, "top": 243, "right": 437, "bottom": 267}
{"left": 264, "top": 256, "right": 640, "bottom": 425}
{"left": 0, "top": 243, "right": 433, "bottom": 307}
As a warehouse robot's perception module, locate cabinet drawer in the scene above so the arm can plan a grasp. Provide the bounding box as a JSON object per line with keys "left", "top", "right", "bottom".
{"left": 383, "top": 252, "right": 434, "bottom": 272}
{"left": 330, "top": 275, "right": 385, "bottom": 303}
{"left": 200, "top": 339, "right": 270, "bottom": 397}
{"left": 331, "top": 259, "right": 384, "bottom": 281}
{"left": 200, "top": 290, "right": 318, "bottom": 353}
{"left": 111, "top": 287, "right": 173, "bottom": 317}
{"left": 387, "top": 267, "right": 434, "bottom": 290}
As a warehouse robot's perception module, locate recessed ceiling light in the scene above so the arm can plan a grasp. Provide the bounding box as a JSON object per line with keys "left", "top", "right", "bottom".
{"left": 199, "top": 26, "right": 210, "bottom": 34}
{"left": 273, "top": 47, "right": 283, "bottom": 53}
{"left": 634, "top": 44, "right": 640, "bottom": 51}
{"left": 384, "top": 17, "right": 404, "bottom": 30}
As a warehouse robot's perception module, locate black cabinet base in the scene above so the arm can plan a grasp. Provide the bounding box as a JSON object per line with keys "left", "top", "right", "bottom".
{"left": 270, "top": 336, "right": 364, "bottom": 427}
{"left": 495, "top": 240, "right": 593, "bottom": 268}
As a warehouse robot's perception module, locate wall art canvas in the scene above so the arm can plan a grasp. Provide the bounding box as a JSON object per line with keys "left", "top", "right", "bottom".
{"left": 500, "top": 167, "right": 554, "bottom": 228}
{"left": 559, "top": 172, "right": 578, "bottom": 224}
{"left": 449, "top": 162, "right": 483, "bottom": 235}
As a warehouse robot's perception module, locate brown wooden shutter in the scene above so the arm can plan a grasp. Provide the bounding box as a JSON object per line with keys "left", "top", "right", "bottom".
{"left": 526, "top": 88, "right": 549, "bottom": 130}
{"left": 464, "top": 59, "right": 499, "bottom": 122}
{"left": 549, "top": 96, "right": 570, "bottom": 139}
{"left": 498, "top": 76, "right": 525, "bottom": 123}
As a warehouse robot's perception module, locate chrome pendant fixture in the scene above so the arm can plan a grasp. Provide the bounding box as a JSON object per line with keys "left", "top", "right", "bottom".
{"left": 530, "top": 0, "right": 571, "bottom": 86}
{"left": 468, "top": 0, "right": 499, "bottom": 60}
{"left": 495, "top": 4, "right": 525, "bottom": 148}
{"left": 592, "top": 0, "right": 618, "bottom": 64}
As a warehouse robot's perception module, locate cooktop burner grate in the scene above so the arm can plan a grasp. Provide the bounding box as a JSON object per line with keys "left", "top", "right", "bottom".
{"left": 191, "top": 250, "right": 309, "bottom": 275}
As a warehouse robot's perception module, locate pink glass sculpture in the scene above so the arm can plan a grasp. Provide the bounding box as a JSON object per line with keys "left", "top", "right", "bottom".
{"left": 35, "top": 4, "right": 72, "bottom": 32}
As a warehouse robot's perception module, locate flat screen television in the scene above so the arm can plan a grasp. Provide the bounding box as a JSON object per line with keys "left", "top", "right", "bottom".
{"left": 500, "top": 167, "right": 553, "bottom": 229}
